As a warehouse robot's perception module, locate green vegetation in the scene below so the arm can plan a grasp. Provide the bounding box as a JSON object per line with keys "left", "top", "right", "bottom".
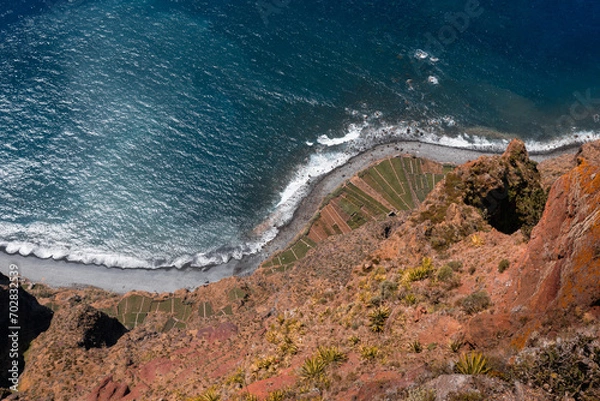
{"left": 225, "top": 368, "right": 246, "bottom": 387}
{"left": 194, "top": 388, "right": 221, "bottom": 401}
{"left": 316, "top": 346, "right": 348, "bottom": 366}
{"left": 459, "top": 291, "right": 491, "bottom": 315}
{"left": 404, "top": 257, "right": 434, "bottom": 283}
{"left": 115, "top": 294, "right": 194, "bottom": 330}
{"left": 379, "top": 280, "right": 398, "bottom": 300}
{"left": 403, "top": 293, "right": 418, "bottom": 306}
{"left": 265, "top": 315, "right": 304, "bottom": 357}
{"left": 299, "top": 355, "right": 327, "bottom": 382}
{"left": 436, "top": 264, "right": 454, "bottom": 282}
{"left": 368, "top": 305, "right": 391, "bottom": 333}
{"left": 497, "top": 259, "right": 510, "bottom": 273}
{"left": 455, "top": 352, "right": 490, "bottom": 375}
{"left": 446, "top": 261, "right": 463, "bottom": 272}
{"left": 513, "top": 335, "right": 600, "bottom": 400}
{"left": 360, "top": 345, "right": 379, "bottom": 360}
{"left": 252, "top": 356, "right": 280, "bottom": 378}
{"left": 348, "top": 335, "right": 361, "bottom": 346}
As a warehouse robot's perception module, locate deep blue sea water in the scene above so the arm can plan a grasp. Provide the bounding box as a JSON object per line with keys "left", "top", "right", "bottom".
{"left": 0, "top": 0, "right": 599, "bottom": 269}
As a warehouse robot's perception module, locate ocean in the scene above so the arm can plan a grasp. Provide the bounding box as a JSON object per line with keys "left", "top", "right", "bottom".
{"left": 0, "top": 0, "right": 599, "bottom": 270}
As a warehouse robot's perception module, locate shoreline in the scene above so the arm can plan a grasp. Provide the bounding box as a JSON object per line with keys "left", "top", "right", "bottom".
{"left": 0, "top": 140, "right": 578, "bottom": 294}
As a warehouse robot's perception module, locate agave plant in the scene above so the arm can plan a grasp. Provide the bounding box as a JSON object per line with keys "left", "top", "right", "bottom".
{"left": 448, "top": 337, "right": 464, "bottom": 353}
{"left": 368, "top": 305, "right": 391, "bottom": 332}
{"left": 455, "top": 352, "right": 490, "bottom": 375}
{"left": 197, "top": 388, "right": 221, "bottom": 401}
{"left": 299, "top": 355, "right": 326, "bottom": 381}
{"left": 408, "top": 340, "right": 423, "bottom": 353}
{"left": 317, "top": 345, "right": 348, "bottom": 366}
{"left": 360, "top": 345, "right": 379, "bottom": 360}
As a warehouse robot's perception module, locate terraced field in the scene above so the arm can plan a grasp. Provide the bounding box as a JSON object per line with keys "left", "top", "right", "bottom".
{"left": 261, "top": 155, "right": 453, "bottom": 274}
{"left": 103, "top": 285, "right": 249, "bottom": 330}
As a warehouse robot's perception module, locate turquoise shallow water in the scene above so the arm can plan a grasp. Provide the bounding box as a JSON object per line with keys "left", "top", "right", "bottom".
{"left": 0, "top": 0, "right": 599, "bottom": 269}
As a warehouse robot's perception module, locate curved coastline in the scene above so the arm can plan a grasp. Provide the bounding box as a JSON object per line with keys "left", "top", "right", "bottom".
{"left": 0, "top": 140, "right": 579, "bottom": 293}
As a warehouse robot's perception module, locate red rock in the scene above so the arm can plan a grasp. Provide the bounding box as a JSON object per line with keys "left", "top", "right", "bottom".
{"left": 464, "top": 313, "right": 512, "bottom": 349}
{"left": 87, "top": 376, "right": 130, "bottom": 401}
{"left": 510, "top": 143, "right": 600, "bottom": 347}
{"left": 197, "top": 322, "right": 239, "bottom": 344}
{"left": 138, "top": 358, "right": 176, "bottom": 383}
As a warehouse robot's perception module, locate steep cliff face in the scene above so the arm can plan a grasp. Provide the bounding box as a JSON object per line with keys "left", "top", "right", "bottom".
{"left": 509, "top": 141, "right": 600, "bottom": 345}
{"left": 18, "top": 303, "right": 128, "bottom": 396}
{"left": 0, "top": 274, "right": 53, "bottom": 389}
{"left": 8, "top": 140, "right": 600, "bottom": 401}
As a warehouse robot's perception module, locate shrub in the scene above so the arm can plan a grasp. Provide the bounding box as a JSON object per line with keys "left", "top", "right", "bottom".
{"left": 436, "top": 264, "right": 454, "bottom": 282}
{"left": 446, "top": 261, "right": 463, "bottom": 272}
{"left": 455, "top": 352, "right": 490, "bottom": 375}
{"left": 360, "top": 345, "right": 379, "bottom": 360}
{"left": 299, "top": 355, "right": 326, "bottom": 381}
{"left": 513, "top": 335, "right": 600, "bottom": 400}
{"left": 368, "top": 305, "right": 391, "bottom": 332}
{"left": 459, "top": 291, "right": 491, "bottom": 315}
{"left": 379, "top": 280, "right": 398, "bottom": 300}
{"left": 497, "top": 259, "right": 510, "bottom": 273}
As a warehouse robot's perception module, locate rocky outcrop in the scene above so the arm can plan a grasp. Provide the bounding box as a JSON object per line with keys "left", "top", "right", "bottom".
{"left": 0, "top": 273, "right": 53, "bottom": 388}
{"left": 459, "top": 140, "right": 547, "bottom": 237}
{"left": 414, "top": 139, "right": 545, "bottom": 251}
{"left": 62, "top": 304, "right": 128, "bottom": 350}
{"left": 510, "top": 141, "right": 600, "bottom": 345}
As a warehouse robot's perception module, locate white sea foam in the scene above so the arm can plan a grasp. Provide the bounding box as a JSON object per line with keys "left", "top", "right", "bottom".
{"left": 316, "top": 123, "right": 364, "bottom": 146}
{"left": 276, "top": 151, "right": 352, "bottom": 208}
{"left": 414, "top": 49, "right": 429, "bottom": 59}
{"left": 427, "top": 76, "right": 439, "bottom": 85}
{"left": 2, "top": 118, "right": 599, "bottom": 271}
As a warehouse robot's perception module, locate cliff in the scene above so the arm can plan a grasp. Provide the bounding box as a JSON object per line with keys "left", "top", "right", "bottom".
{"left": 3, "top": 140, "right": 600, "bottom": 401}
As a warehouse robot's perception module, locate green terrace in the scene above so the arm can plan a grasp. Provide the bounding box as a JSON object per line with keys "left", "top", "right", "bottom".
{"left": 101, "top": 286, "right": 249, "bottom": 331}
{"left": 261, "top": 155, "right": 453, "bottom": 275}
